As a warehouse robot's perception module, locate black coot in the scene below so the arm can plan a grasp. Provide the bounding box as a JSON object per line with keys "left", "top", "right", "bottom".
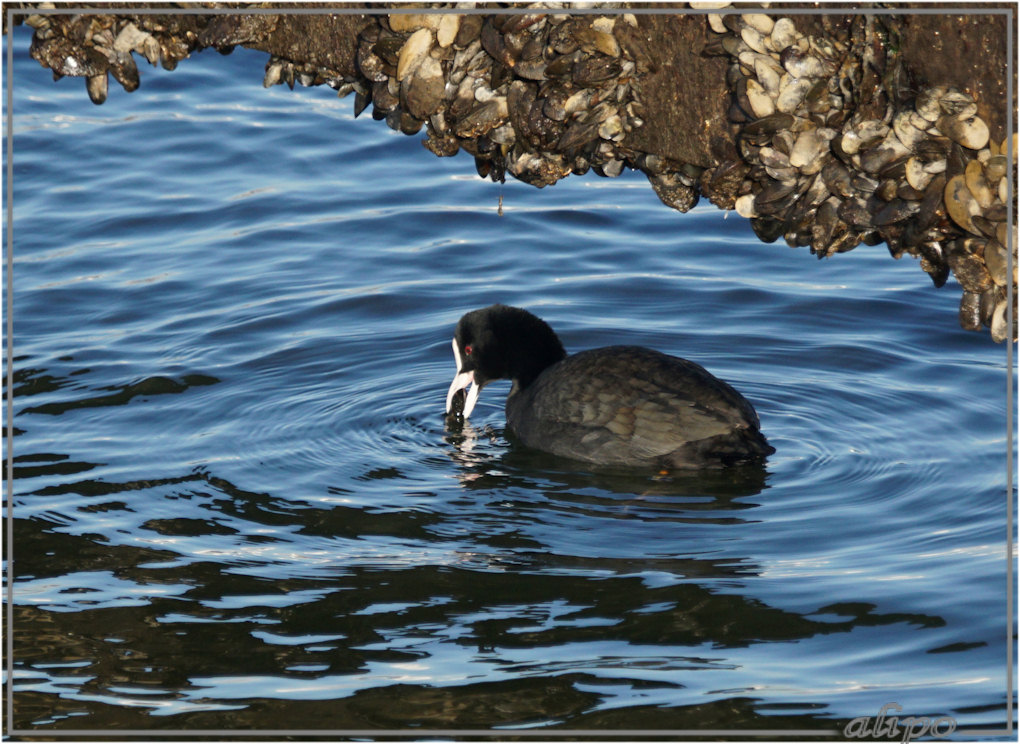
{"left": 445, "top": 304, "right": 774, "bottom": 468}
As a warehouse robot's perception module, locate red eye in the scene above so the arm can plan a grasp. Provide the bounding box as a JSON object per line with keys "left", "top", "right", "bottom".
{"left": 465, "top": 345, "right": 473, "bottom": 356}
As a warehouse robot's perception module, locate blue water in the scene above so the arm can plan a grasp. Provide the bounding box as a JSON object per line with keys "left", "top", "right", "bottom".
{"left": 5, "top": 22, "right": 1014, "bottom": 735}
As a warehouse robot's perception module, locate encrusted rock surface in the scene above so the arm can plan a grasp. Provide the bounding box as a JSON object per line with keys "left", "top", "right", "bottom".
{"left": 9, "top": 3, "right": 1016, "bottom": 341}
{"left": 704, "top": 9, "right": 1015, "bottom": 341}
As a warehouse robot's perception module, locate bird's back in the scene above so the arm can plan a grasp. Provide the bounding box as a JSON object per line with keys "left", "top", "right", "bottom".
{"left": 506, "top": 346, "right": 772, "bottom": 468}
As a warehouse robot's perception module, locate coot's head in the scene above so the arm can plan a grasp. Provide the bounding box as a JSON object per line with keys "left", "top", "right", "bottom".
{"left": 445, "top": 304, "right": 567, "bottom": 419}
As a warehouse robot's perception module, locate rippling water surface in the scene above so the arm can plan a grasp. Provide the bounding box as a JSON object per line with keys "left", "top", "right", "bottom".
{"left": 6, "top": 24, "right": 1013, "bottom": 735}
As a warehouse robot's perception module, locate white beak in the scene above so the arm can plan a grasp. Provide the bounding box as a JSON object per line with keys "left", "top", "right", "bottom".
{"left": 446, "top": 338, "right": 482, "bottom": 419}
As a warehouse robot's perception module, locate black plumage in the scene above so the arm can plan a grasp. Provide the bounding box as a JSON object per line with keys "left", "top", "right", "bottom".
{"left": 446, "top": 305, "right": 774, "bottom": 468}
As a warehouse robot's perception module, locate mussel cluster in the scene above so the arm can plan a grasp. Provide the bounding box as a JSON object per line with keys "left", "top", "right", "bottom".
{"left": 24, "top": 11, "right": 192, "bottom": 104}
{"left": 259, "top": 11, "right": 707, "bottom": 209}
{"left": 327, "top": 11, "right": 647, "bottom": 187}
{"left": 16, "top": 8, "right": 1015, "bottom": 340}
{"left": 703, "top": 10, "right": 1016, "bottom": 341}
{"left": 18, "top": 8, "right": 659, "bottom": 194}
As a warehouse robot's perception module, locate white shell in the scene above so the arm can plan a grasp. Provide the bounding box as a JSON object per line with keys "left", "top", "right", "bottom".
{"left": 939, "top": 115, "right": 990, "bottom": 151}
{"left": 113, "top": 22, "right": 150, "bottom": 54}
{"left": 746, "top": 79, "right": 775, "bottom": 118}
{"left": 707, "top": 14, "right": 728, "bottom": 34}
{"left": 263, "top": 62, "right": 283, "bottom": 88}
{"left": 397, "top": 28, "right": 434, "bottom": 82}
{"left": 776, "top": 76, "right": 813, "bottom": 114}
{"left": 436, "top": 15, "right": 459, "bottom": 48}
{"left": 742, "top": 13, "right": 774, "bottom": 35}
{"left": 564, "top": 90, "right": 591, "bottom": 114}
{"left": 735, "top": 193, "right": 758, "bottom": 218}
{"left": 840, "top": 130, "right": 862, "bottom": 155}
{"left": 892, "top": 110, "right": 925, "bottom": 151}
{"left": 934, "top": 114, "right": 987, "bottom": 151}
{"left": 783, "top": 52, "right": 825, "bottom": 79}
{"left": 389, "top": 13, "right": 441, "bottom": 34}
{"left": 754, "top": 58, "right": 782, "bottom": 96}
{"left": 599, "top": 115, "right": 624, "bottom": 140}
{"left": 909, "top": 112, "right": 930, "bottom": 131}
{"left": 770, "top": 17, "right": 799, "bottom": 51}
{"left": 905, "top": 157, "right": 933, "bottom": 191}
{"left": 142, "top": 35, "right": 161, "bottom": 66}
{"left": 990, "top": 300, "right": 1009, "bottom": 343}
{"left": 789, "top": 129, "right": 826, "bottom": 171}
{"left": 741, "top": 26, "right": 768, "bottom": 54}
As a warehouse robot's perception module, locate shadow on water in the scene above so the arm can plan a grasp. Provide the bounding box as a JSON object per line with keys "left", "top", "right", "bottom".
{"left": 18, "top": 373, "right": 219, "bottom": 416}
{"left": 9, "top": 399, "right": 947, "bottom": 732}
{"left": 444, "top": 416, "right": 771, "bottom": 513}
{"left": 11, "top": 511, "right": 946, "bottom": 731}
